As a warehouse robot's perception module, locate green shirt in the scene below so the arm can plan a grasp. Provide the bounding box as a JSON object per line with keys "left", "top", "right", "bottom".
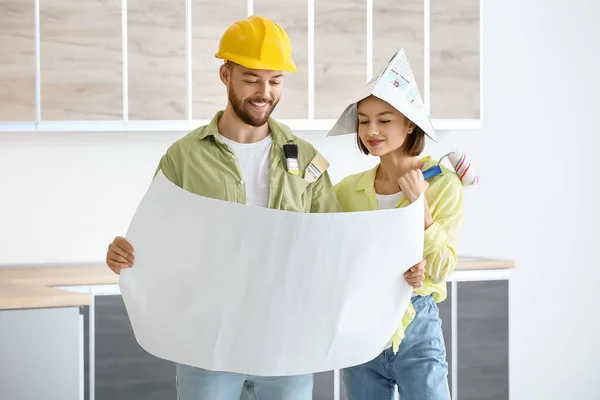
{"left": 155, "top": 111, "right": 341, "bottom": 213}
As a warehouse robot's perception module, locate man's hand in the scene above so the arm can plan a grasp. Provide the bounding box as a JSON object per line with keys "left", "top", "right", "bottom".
{"left": 404, "top": 259, "right": 426, "bottom": 288}
{"left": 106, "top": 236, "right": 134, "bottom": 275}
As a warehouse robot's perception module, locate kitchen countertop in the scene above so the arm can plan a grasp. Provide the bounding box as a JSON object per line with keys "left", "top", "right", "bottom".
{"left": 0, "top": 256, "right": 514, "bottom": 310}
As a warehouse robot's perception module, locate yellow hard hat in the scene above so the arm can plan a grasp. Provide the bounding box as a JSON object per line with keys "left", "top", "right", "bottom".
{"left": 215, "top": 15, "right": 297, "bottom": 72}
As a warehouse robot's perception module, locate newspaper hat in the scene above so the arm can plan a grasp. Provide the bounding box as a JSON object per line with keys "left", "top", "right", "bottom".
{"left": 327, "top": 48, "right": 436, "bottom": 142}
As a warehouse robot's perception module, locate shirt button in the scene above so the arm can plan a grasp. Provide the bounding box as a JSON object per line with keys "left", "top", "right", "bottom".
{"left": 240, "top": 179, "right": 245, "bottom": 184}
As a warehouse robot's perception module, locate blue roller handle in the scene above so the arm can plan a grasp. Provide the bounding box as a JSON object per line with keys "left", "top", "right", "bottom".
{"left": 423, "top": 165, "right": 442, "bottom": 180}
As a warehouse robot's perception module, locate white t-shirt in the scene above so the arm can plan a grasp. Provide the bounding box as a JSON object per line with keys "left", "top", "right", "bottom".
{"left": 376, "top": 191, "right": 402, "bottom": 210}
{"left": 216, "top": 133, "right": 272, "bottom": 208}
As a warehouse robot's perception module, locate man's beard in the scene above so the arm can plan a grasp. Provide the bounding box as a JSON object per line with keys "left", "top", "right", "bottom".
{"left": 228, "top": 87, "right": 278, "bottom": 127}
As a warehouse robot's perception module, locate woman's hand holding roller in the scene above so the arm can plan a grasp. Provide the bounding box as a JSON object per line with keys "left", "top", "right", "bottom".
{"left": 397, "top": 169, "right": 434, "bottom": 229}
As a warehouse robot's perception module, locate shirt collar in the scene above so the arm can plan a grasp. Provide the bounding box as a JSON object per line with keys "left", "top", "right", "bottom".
{"left": 195, "top": 111, "right": 295, "bottom": 146}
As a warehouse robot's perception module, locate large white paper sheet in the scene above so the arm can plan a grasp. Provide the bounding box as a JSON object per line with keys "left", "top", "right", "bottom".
{"left": 119, "top": 171, "right": 424, "bottom": 376}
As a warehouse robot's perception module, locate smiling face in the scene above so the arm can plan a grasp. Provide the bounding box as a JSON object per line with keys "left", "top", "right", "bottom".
{"left": 220, "top": 62, "right": 283, "bottom": 127}
{"left": 356, "top": 95, "right": 418, "bottom": 157}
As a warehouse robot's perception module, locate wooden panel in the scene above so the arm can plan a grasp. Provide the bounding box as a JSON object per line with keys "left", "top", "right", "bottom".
{"left": 0, "top": 265, "right": 118, "bottom": 286}
{"left": 315, "top": 0, "right": 366, "bottom": 119}
{"left": 40, "top": 0, "right": 122, "bottom": 120}
{"left": 191, "top": 0, "right": 245, "bottom": 120}
{"left": 0, "top": 283, "right": 91, "bottom": 310}
{"left": 128, "top": 0, "right": 186, "bottom": 120}
{"left": 373, "top": 0, "right": 424, "bottom": 98}
{"left": 457, "top": 281, "right": 509, "bottom": 400}
{"left": 0, "top": 0, "right": 35, "bottom": 121}
{"left": 431, "top": 0, "right": 480, "bottom": 119}
{"left": 255, "top": 0, "right": 308, "bottom": 120}
{"left": 95, "top": 295, "right": 176, "bottom": 399}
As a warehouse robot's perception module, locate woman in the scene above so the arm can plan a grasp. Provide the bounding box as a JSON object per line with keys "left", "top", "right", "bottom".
{"left": 332, "top": 83, "right": 463, "bottom": 397}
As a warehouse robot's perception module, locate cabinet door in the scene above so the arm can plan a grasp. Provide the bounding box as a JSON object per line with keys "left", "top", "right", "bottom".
{"left": 0, "top": 307, "right": 82, "bottom": 400}
{"left": 313, "top": 371, "right": 334, "bottom": 400}
{"left": 94, "top": 295, "right": 176, "bottom": 400}
{"left": 0, "top": 0, "right": 36, "bottom": 121}
{"left": 438, "top": 282, "right": 453, "bottom": 395}
{"left": 457, "top": 281, "right": 509, "bottom": 400}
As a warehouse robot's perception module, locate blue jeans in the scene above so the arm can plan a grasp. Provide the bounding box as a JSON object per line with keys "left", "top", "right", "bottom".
{"left": 342, "top": 295, "right": 450, "bottom": 400}
{"left": 176, "top": 364, "right": 313, "bottom": 400}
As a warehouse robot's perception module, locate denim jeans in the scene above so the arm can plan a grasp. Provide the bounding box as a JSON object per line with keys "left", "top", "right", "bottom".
{"left": 342, "top": 294, "right": 450, "bottom": 400}
{"left": 176, "top": 364, "right": 313, "bottom": 400}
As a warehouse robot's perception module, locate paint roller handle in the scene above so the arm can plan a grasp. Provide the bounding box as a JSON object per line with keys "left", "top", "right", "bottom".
{"left": 422, "top": 165, "right": 442, "bottom": 180}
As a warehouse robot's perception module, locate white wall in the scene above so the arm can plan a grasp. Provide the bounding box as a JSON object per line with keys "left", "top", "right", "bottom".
{"left": 1, "top": 0, "right": 599, "bottom": 398}
{"left": 0, "top": 130, "right": 379, "bottom": 265}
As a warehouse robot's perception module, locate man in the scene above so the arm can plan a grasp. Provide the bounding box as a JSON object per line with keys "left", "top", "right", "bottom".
{"left": 105, "top": 15, "right": 340, "bottom": 400}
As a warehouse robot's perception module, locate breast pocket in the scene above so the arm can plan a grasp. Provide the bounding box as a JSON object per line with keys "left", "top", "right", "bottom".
{"left": 280, "top": 173, "right": 312, "bottom": 212}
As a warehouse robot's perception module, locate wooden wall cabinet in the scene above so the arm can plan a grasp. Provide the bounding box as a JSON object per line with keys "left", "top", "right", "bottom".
{"left": 431, "top": 0, "right": 481, "bottom": 120}
{"left": 314, "top": 0, "right": 366, "bottom": 120}
{"left": 39, "top": 0, "right": 122, "bottom": 121}
{"left": 0, "top": 0, "right": 36, "bottom": 121}
{"left": 0, "top": 0, "right": 481, "bottom": 131}
{"left": 191, "top": 0, "right": 245, "bottom": 120}
{"left": 127, "top": 0, "right": 187, "bottom": 120}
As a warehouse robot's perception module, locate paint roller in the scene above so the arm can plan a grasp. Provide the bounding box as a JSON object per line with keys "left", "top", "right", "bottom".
{"left": 422, "top": 150, "right": 479, "bottom": 186}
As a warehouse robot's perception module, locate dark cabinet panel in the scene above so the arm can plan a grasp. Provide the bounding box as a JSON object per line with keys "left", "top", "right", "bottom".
{"left": 82, "top": 306, "right": 90, "bottom": 400}
{"left": 339, "top": 281, "right": 509, "bottom": 400}
{"left": 96, "top": 295, "right": 335, "bottom": 400}
{"left": 95, "top": 295, "right": 176, "bottom": 400}
{"left": 457, "top": 281, "right": 509, "bottom": 400}
{"left": 313, "top": 371, "right": 334, "bottom": 400}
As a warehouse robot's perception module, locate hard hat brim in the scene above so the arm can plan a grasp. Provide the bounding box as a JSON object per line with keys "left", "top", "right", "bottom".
{"left": 215, "top": 51, "right": 298, "bottom": 73}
